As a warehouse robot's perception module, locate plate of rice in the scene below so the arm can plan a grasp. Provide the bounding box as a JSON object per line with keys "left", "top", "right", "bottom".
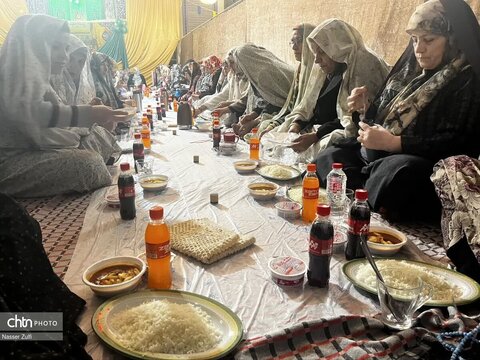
{"left": 93, "top": 290, "right": 243, "bottom": 359}
{"left": 342, "top": 259, "right": 480, "bottom": 306}
{"left": 256, "top": 164, "right": 301, "bottom": 181}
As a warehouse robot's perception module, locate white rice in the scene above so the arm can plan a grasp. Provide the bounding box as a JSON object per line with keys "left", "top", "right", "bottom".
{"left": 356, "top": 259, "right": 462, "bottom": 301}
{"left": 111, "top": 299, "right": 222, "bottom": 354}
{"left": 262, "top": 165, "right": 292, "bottom": 179}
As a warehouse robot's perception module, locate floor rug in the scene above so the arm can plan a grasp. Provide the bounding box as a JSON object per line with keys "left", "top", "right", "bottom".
{"left": 18, "top": 193, "right": 92, "bottom": 279}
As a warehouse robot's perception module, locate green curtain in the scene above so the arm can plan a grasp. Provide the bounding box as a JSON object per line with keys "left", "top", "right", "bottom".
{"left": 98, "top": 20, "right": 129, "bottom": 69}
{"left": 47, "top": 0, "right": 105, "bottom": 21}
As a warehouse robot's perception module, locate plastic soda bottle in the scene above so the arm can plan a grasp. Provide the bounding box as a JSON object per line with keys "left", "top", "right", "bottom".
{"left": 132, "top": 133, "right": 144, "bottom": 173}
{"left": 302, "top": 163, "right": 320, "bottom": 222}
{"left": 118, "top": 163, "right": 136, "bottom": 220}
{"left": 212, "top": 119, "right": 221, "bottom": 149}
{"left": 308, "top": 204, "right": 334, "bottom": 287}
{"left": 249, "top": 128, "right": 260, "bottom": 160}
{"left": 146, "top": 105, "right": 154, "bottom": 130}
{"left": 156, "top": 102, "right": 163, "bottom": 120}
{"left": 141, "top": 117, "right": 151, "bottom": 149}
{"left": 326, "top": 163, "right": 347, "bottom": 217}
{"left": 345, "top": 189, "right": 370, "bottom": 260}
{"left": 145, "top": 206, "right": 172, "bottom": 289}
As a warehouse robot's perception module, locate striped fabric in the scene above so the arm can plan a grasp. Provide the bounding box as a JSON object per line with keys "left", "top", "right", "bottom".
{"left": 234, "top": 308, "right": 480, "bottom": 359}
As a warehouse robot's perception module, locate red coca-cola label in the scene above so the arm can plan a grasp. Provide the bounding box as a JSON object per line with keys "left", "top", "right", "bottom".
{"left": 309, "top": 234, "right": 333, "bottom": 256}
{"left": 303, "top": 187, "right": 319, "bottom": 199}
{"left": 250, "top": 142, "right": 259, "bottom": 151}
{"left": 348, "top": 218, "right": 370, "bottom": 235}
{"left": 133, "top": 148, "right": 144, "bottom": 158}
{"left": 118, "top": 186, "right": 135, "bottom": 199}
{"left": 141, "top": 132, "right": 150, "bottom": 140}
{"left": 145, "top": 242, "right": 170, "bottom": 259}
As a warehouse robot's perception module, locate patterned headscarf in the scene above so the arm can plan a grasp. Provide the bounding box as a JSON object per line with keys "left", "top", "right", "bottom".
{"left": 91, "top": 52, "right": 122, "bottom": 109}
{"left": 380, "top": 0, "right": 466, "bottom": 135}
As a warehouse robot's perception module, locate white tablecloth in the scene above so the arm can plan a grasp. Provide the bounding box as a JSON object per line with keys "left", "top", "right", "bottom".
{"left": 64, "top": 111, "right": 436, "bottom": 359}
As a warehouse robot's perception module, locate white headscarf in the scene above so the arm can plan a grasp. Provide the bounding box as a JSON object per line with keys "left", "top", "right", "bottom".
{"left": 279, "top": 19, "right": 390, "bottom": 136}
{"left": 260, "top": 23, "right": 316, "bottom": 130}
{"left": 232, "top": 44, "right": 295, "bottom": 108}
{"left": 67, "top": 35, "right": 96, "bottom": 105}
{"left": 0, "top": 15, "right": 81, "bottom": 149}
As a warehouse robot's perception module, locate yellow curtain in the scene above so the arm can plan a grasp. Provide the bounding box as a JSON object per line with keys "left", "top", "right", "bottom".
{"left": 0, "top": 0, "right": 28, "bottom": 45}
{"left": 126, "top": 0, "right": 181, "bottom": 85}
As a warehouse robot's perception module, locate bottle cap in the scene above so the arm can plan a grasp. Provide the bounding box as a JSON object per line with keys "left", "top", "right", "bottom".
{"left": 316, "top": 204, "right": 330, "bottom": 216}
{"left": 147, "top": 105, "right": 152, "bottom": 108}
{"left": 142, "top": 117, "right": 149, "bottom": 125}
{"left": 120, "top": 162, "right": 130, "bottom": 171}
{"left": 252, "top": 128, "right": 258, "bottom": 134}
{"left": 213, "top": 119, "right": 220, "bottom": 125}
{"left": 134, "top": 133, "right": 141, "bottom": 139}
{"left": 332, "top": 162, "right": 343, "bottom": 169}
{"left": 149, "top": 206, "right": 164, "bottom": 220}
{"left": 355, "top": 189, "right": 368, "bottom": 201}
{"left": 307, "top": 163, "right": 316, "bottom": 172}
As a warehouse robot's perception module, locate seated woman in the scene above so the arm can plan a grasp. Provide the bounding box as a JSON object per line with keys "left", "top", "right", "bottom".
{"left": 314, "top": 0, "right": 480, "bottom": 221}
{"left": 213, "top": 44, "right": 294, "bottom": 132}
{"left": 0, "top": 15, "right": 128, "bottom": 197}
{"left": 180, "top": 60, "right": 201, "bottom": 101}
{"left": 91, "top": 52, "right": 124, "bottom": 109}
{"left": 277, "top": 19, "right": 389, "bottom": 162}
{"left": 431, "top": 155, "right": 480, "bottom": 282}
{"left": 192, "top": 48, "right": 250, "bottom": 120}
{"left": 253, "top": 23, "right": 315, "bottom": 137}
{"left": 192, "top": 55, "right": 222, "bottom": 100}
{"left": 51, "top": 34, "right": 97, "bottom": 105}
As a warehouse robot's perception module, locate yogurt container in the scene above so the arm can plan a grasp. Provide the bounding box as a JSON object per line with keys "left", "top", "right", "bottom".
{"left": 268, "top": 256, "right": 306, "bottom": 287}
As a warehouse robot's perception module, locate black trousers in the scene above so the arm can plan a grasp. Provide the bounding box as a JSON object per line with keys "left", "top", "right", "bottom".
{"left": 315, "top": 146, "right": 441, "bottom": 222}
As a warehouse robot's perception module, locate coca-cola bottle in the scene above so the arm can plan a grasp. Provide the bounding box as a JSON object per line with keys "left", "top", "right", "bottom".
{"left": 132, "top": 133, "right": 144, "bottom": 173}
{"left": 212, "top": 119, "right": 221, "bottom": 149}
{"left": 118, "top": 163, "right": 136, "bottom": 220}
{"left": 308, "top": 204, "right": 334, "bottom": 288}
{"left": 345, "top": 189, "right": 370, "bottom": 260}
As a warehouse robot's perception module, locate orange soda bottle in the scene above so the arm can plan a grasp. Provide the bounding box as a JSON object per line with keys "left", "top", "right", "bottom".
{"left": 141, "top": 117, "right": 151, "bottom": 149}
{"left": 302, "top": 163, "right": 320, "bottom": 222}
{"left": 249, "top": 128, "right": 260, "bottom": 160}
{"left": 145, "top": 206, "right": 172, "bottom": 289}
{"left": 173, "top": 99, "right": 178, "bottom": 112}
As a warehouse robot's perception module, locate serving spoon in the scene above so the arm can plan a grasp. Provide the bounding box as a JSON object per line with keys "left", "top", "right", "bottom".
{"left": 359, "top": 235, "right": 402, "bottom": 322}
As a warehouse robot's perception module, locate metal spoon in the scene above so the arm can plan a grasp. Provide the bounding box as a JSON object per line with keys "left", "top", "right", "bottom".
{"left": 359, "top": 234, "right": 402, "bottom": 322}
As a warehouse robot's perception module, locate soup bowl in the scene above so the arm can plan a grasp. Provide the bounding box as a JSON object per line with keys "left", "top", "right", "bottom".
{"left": 367, "top": 226, "right": 407, "bottom": 256}
{"left": 82, "top": 256, "right": 147, "bottom": 297}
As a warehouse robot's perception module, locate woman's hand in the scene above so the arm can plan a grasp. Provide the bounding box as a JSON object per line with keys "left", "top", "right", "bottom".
{"left": 288, "top": 122, "right": 302, "bottom": 134}
{"left": 238, "top": 112, "right": 258, "bottom": 125}
{"left": 289, "top": 133, "right": 318, "bottom": 153}
{"left": 237, "top": 118, "right": 260, "bottom": 137}
{"left": 347, "top": 86, "right": 369, "bottom": 114}
{"left": 213, "top": 106, "right": 230, "bottom": 116}
{"left": 90, "top": 105, "right": 129, "bottom": 131}
{"left": 193, "top": 105, "right": 206, "bottom": 118}
{"left": 259, "top": 125, "right": 274, "bottom": 139}
{"left": 357, "top": 121, "right": 401, "bottom": 152}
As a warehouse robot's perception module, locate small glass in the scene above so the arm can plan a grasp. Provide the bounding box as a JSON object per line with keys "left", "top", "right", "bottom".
{"left": 135, "top": 158, "right": 154, "bottom": 176}
{"left": 377, "top": 275, "right": 432, "bottom": 330}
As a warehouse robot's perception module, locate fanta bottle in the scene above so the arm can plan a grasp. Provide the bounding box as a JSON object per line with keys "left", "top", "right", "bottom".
{"left": 302, "top": 163, "right": 320, "bottom": 222}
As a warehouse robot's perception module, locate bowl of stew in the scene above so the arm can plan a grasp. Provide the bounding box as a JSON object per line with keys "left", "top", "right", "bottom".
{"left": 367, "top": 226, "right": 407, "bottom": 256}
{"left": 82, "top": 256, "right": 146, "bottom": 297}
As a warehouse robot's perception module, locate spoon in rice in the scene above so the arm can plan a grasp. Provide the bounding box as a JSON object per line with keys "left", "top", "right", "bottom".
{"left": 359, "top": 234, "right": 402, "bottom": 322}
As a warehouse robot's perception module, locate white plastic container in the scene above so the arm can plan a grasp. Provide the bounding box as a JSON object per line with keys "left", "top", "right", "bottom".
{"left": 268, "top": 256, "right": 306, "bottom": 287}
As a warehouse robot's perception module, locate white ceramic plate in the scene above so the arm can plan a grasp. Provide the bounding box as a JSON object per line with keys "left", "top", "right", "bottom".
{"left": 342, "top": 259, "right": 480, "bottom": 306}
{"left": 256, "top": 164, "right": 301, "bottom": 181}
{"left": 92, "top": 290, "right": 243, "bottom": 359}
{"left": 286, "top": 185, "right": 328, "bottom": 204}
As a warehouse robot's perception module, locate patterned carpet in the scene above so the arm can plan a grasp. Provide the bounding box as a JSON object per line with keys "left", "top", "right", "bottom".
{"left": 372, "top": 213, "right": 449, "bottom": 262}
{"left": 18, "top": 193, "right": 92, "bottom": 279}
